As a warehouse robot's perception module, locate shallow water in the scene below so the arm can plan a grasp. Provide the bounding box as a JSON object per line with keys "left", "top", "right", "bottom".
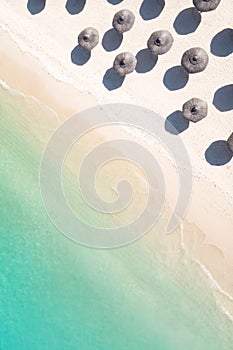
{"left": 0, "top": 86, "right": 233, "bottom": 350}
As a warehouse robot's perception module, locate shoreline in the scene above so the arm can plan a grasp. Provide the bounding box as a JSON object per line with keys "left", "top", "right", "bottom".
{"left": 0, "top": 30, "right": 97, "bottom": 118}
{"left": 0, "top": 5, "right": 233, "bottom": 319}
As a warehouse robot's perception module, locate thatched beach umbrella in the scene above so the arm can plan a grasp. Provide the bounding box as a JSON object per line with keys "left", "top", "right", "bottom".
{"left": 181, "top": 47, "right": 209, "bottom": 74}
{"left": 193, "top": 0, "right": 221, "bottom": 12}
{"left": 227, "top": 132, "right": 233, "bottom": 153}
{"left": 78, "top": 27, "right": 99, "bottom": 51}
{"left": 147, "top": 30, "right": 174, "bottom": 55}
{"left": 182, "top": 98, "right": 208, "bottom": 122}
{"left": 113, "top": 52, "right": 137, "bottom": 76}
{"left": 112, "top": 9, "right": 135, "bottom": 34}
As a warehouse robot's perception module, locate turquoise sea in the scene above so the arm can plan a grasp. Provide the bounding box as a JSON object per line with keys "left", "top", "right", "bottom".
{"left": 0, "top": 86, "right": 233, "bottom": 350}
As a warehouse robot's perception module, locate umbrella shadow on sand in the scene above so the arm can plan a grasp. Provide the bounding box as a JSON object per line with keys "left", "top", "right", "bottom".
{"left": 65, "top": 0, "right": 86, "bottom": 15}
{"left": 163, "top": 66, "right": 189, "bottom": 91}
{"left": 211, "top": 28, "right": 233, "bottom": 57}
{"left": 107, "top": 0, "right": 123, "bottom": 4}
{"left": 103, "top": 68, "right": 125, "bottom": 91}
{"left": 205, "top": 141, "right": 232, "bottom": 166}
{"left": 27, "top": 0, "right": 46, "bottom": 15}
{"left": 213, "top": 84, "right": 233, "bottom": 112}
{"left": 173, "top": 7, "right": 201, "bottom": 35}
{"left": 140, "top": 0, "right": 165, "bottom": 20}
{"left": 71, "top": 45, "right": 91, "bottom": 66}
{"left": 102, "top": 29, "right": 123, "bottom": 52}
{"left": 135, "top": 49, "right": 158, "bottom": 73}
{"left": 165, "top": 111, "right": 190, "bottom": 135}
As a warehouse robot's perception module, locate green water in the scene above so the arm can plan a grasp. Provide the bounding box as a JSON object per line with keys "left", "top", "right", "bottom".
{"left": 0, "top": 87, "right": 233, "bottom": 350}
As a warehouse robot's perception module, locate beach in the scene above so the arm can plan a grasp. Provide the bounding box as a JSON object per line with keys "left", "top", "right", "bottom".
{"left": 0, "top": 0, "right": 233, "bottom": 348}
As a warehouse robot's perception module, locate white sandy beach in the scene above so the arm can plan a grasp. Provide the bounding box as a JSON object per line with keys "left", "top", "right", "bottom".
{"left": 0, "top": 0, "right": 233, "bottom": 315}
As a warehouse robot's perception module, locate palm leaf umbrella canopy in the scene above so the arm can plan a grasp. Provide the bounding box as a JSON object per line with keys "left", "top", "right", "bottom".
{"left": 113, "top": 52, "right": 137, "bottom": 76}
{"left": 147, "top": 30, "right": 174, "bottom": 55}
{"left": 181, "top": 47, "right": 209, "bottom": 74}
{"left": 112, "top": 9, "right": 135, "bottom": 34}
{"left": 193, "top": 0, "right": 221, "bottom": 12}
{"left": 182, "top": 98, "right": 208, "bottom": 122}
{"left": 227, "top": 132, "right": 233, "bottom": 153}
{"left": 78, "top": 27, "right": 99, "bottom": 51}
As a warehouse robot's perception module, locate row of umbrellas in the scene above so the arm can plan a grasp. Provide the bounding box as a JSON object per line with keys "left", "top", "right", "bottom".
{"left": 79, "top": 27, "right": 209, "bottom": 75}
{"left": 111, "top": 47, "right": 209, "bottom": 76}
{"left": 78, "top": 8, "right": 209, "bottom": 76}
{"left": 77, "top": 3, "right": 232, "bottom": 153}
